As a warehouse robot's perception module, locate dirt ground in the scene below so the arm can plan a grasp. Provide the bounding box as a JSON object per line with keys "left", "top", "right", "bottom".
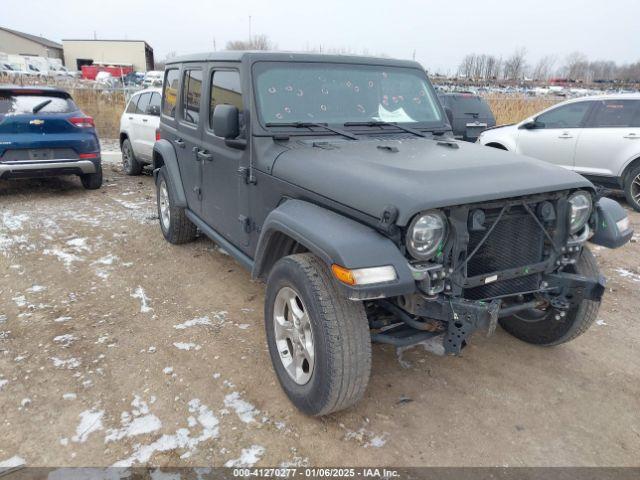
{"left": 1, "top": 148, "right": 639, "bottom": 469}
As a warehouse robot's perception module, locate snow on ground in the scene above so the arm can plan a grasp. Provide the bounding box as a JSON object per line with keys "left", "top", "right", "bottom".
{"left": 173, "top": 316, "right": 212, "bottom": 330}
{"left": 105, "top": 396, "right": 162, "bottom": 443}
{"left": 223, "top": 392, "right": 259, "bottom": 424}
{"left": 131, "top": 287, "right": 152, "bottom": 313}
{"left": 0, "top": 455, "right": 26, "bottom": 468}
{"left": 71, "top": 409, "right": 104, "bottom": 443}
{"left": 615, "top": 268, "right": 640, "bottom": 282}
{"left": 173, "top": 342, "right": 201, "bottom": 351}
{"left": 224, "top": 445, "right": 266, "bottom": 467}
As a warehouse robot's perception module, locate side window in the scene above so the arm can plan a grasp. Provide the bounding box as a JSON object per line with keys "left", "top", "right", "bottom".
{"left": 162, "top": 68, "right": 179, "bottom": 118}
{"left": 126, "top": 95, "right": 139, "bottom": 114}
{"left": 136, "top": 93, "right": 151, "bottom": 115}
{"left": 148, "top": 93, "right": 161, "bottom": 115}
{"left": 209, "top": 70, "right": 244, "bottom": 136}
{"left": 181, "top": 69, "right": 203, "bottom": 125}
{"left": 537, "top": 102, "right": 591, "bottom": 129}
{"left": 589, "top": 100, "right": 639, "bottom": 128}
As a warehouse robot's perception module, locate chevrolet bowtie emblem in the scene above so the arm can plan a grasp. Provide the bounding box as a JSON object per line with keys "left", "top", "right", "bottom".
{"left": 29, "top": 119, "right": 45, "bottom": 125}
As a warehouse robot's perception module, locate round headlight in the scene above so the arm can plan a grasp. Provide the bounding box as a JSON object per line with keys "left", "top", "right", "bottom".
{"left": 406, "top": 211, "right": 448, "bottom": 260}
{"left": 568, "top": 191, "right": 592, "bottom": 234}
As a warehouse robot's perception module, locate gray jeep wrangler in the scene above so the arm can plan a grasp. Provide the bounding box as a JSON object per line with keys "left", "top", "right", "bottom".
{"left": 153, "top": 52, "right": 633, "bottom": 416}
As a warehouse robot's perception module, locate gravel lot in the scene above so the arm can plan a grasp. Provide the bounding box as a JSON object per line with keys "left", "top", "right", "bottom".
{"left": 1, "top": 149, "right": 639, "bottom": 468}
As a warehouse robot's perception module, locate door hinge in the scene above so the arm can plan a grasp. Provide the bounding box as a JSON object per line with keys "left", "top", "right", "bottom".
{"left": 238, "top": 215, "right": 253, "bottom": 233}
{"left": 237, "top": 167, "right": 257, "bottom": 185}
{"left": 193, "top": 186, "right": 202, "bottom": 200}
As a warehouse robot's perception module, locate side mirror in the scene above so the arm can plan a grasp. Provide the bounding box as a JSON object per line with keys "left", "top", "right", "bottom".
{"left": 444, "top": 107, "right": 454, "bottom": 127}
{"left": 147, "top": 105, "right": 160, "bottom": 116}
{"left": 590, "top": 197, "right": 634, "bottom": 249}
{"left": 520, "top": 119, "right": 544, "bottom": 130}
{"left": 213, "top": 104, "right": 239, "bottom": 139}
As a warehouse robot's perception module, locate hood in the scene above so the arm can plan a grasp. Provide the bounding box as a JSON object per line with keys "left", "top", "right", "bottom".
{"left": 270, "top": 137, "right": 593, "bottom": 226}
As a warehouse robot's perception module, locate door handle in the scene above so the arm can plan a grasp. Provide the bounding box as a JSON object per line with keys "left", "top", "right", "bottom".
{"left": 197, "top": 149, "right": 213, "bottom": 161}
{"left": 624, "top": 133, "right": 639, "bottom": 139}
{"left": 142, "top": 118, "right": 148, "bottom": 122}
{"left": 174, "top": 139, "right": 185, "bottom": 148}
{"left": 558, "top": 133, "right": 573, "bottom": 139}
{"left": 128, "top": 116, "right": 133, "bottom": 120}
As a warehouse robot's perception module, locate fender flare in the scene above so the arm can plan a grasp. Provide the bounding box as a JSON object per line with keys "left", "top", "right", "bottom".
{"left": 252, "top": 200, "right": 416, "bottom": 299}
{"left": 152, "top": 139, "right": 187, "bottom": 208}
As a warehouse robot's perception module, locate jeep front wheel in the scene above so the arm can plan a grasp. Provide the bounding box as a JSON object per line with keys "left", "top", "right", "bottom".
{"left": 264, "top": 253, "right": 371, "bottom": 416}
{"left": 499, "top": 247, "right": 601, "bottom": 345}
{"left": 156, "top": 166, "right": 197, "bottom": 244}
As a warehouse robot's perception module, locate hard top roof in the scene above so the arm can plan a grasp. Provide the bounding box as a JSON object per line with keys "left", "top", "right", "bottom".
{"left": 166, "top": 51, "right": 423, "bottom": 69}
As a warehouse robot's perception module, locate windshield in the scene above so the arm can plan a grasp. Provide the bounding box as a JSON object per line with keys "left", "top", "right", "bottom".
{"left": 254, "top": 62, "right": 444, "bottom": 127}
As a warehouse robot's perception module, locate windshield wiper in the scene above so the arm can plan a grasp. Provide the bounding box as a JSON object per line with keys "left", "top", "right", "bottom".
{"left": 265, "top": 122, "right": 358, "bottom": 140}
{"left": 32, "top": 99, "right": 52, "bottom": 113}
{"left": 344, "top": 121, "right": 427, "bottom": 138}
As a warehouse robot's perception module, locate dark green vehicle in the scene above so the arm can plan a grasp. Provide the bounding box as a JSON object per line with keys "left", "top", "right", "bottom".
{"left": 152, "top": 52, "right": 633, "bottom": 415}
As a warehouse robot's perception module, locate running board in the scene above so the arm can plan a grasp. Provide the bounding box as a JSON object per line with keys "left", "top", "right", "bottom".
{"left": 185, "top": 209, "right": 255, "bottom": 272}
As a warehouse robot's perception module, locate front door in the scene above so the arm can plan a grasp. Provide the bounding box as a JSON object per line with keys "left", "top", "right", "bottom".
{"left": 200, "top": 67, "right": 251, "bottom": 249}
{"left": 175, "top": 66, "right": 205, "bottom": 216}
{"left": 516, "top": 101, "right": 592, "bottom": 170}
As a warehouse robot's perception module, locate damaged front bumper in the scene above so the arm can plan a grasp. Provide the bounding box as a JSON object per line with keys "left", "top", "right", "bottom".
{"left": 372, "top": 271, "right": 606, "bottom": 355}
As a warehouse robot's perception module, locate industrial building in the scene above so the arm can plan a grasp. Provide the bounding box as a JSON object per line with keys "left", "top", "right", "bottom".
{"left": 62, "top": 39, "right": 154, "bottom": 71}
{"left": 0, "top": 25, "right": 63, "bottom": 59}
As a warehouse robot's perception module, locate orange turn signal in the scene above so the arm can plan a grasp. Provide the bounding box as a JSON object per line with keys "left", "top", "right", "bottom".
{"left": 331, "top": 264, "right": 357, "bottom": 286}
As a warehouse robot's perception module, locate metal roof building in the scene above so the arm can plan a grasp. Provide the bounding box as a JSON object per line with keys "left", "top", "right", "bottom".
{"left": 0, "top": 26, "right": 63, "bottom": 59}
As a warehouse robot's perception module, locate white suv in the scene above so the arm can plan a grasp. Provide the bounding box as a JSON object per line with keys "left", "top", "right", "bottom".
{"left": 119, "top": 88, "right": 161, "bottom": 175}
{"left": 479, "top": 94, "right": 640, "bottom": 211}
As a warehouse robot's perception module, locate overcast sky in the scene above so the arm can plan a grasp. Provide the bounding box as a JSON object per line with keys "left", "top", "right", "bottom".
{"left": 3, "top": 0, "right": 639, "bottom": 73}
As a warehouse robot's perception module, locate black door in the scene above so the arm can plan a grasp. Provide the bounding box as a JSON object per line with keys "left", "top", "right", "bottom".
{"left": 175, "top": 66, "right": 205, "bottom": 216}
{"left": 201, "top": 67, "right": 251, "bottom": 249}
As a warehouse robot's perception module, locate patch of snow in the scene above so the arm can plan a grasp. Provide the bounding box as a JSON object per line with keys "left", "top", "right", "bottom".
{"left": 0, "top": 315, "right": 6, "bottom": 324}
{"left": 66, "top": 237, "right": 89, "bottom": 251}
{"left": 237, "top": 323, "right": 250, "bottom": 330}
{"left": 20, "top": 398, "right": 31, "bottom": 408}
{"left": 105, "top": 396, "right": 162, "bottom": 443}
{"left": 72, "top": 409, "right": 104, "bottom": 443}
{"left": 51, "top": 357, "right": 81, "bottom": 369}
{"left": 53, "top": 334, "right": 77, "bottom": 347}
{"left": 173, "top": 316, "right": 212, "bottom": 330}
{"left": 12, "top": 295, "right": 27, "bottom": 307}
{"left": 224, "top": 391, "right": 258, "bottom": 423}
{"left": 224, "top": 445, "right": 265, "bottom": 467}
{"left": 63, "top": 393, "right": 77, "bottom": 400}
{"left": 44, "top": 248, "right": 83, "bottom": 269}
{"left": 163, "top": 367, "right": 174, "bottom": 375}
{"left": 54, "top": 316, "right": 72, "bottom": 323}
{"left": 0, "top": 455, "right": 26, "bottom": 468}
{"left": 93, "top": 254, "right": 118, "bottom": 266}
{"left": 173, "top": 342, "right": 201, "bottom": 351}
{"left": 615, "top": 268, "right": 640, "bottom": 282}
{"left": 0, "top": 379, "right": 8, "bottom": 390}
{"left": 596, "top": 319, "right": 608, "bottom": 326}
{"left": 131, "top": 286, "right": 152, "bottom": 313}
{"left": 26, "top": 285, "right": 46, "bottom": 293}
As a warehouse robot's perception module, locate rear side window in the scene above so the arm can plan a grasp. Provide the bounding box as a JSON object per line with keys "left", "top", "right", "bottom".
{"left": 209, "top": 70, "right": 243, "bottom": 130}
{"left": 0, "top": 93, "right": 78, "bottom": 114}
{"left": 162, "top": 68, "right": 179, "bottom": 118}
{"left": 537, "top": 102, "right": 591, "bottom": 129}
{"left": 148, "top": 93, "right": 161, "bottom": 114}
{"left": 181, "top": 69, "right": 202, "bottom": 125}
{"left": 589, "top": 100, "right": 640, "bottom": 128}
{"left": 126, "top": 95, "right": 139, "bottom": 114}
{"left": 136, "top": 93, "right": 151, "bottom": 115}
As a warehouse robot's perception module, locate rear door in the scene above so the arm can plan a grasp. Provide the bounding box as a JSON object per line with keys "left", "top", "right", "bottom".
{"left": 201, "top": 67, "right": 251, "bottom": 249}
{"left": 574, "top": 99, "right": 640, "bottom": 177}
{"left": 516, "top": 101, "right": 592, "bottom": 170}
{"left": 131, "top": 92, "right": 151, "bottom": 158}
{"left": 175, "top": 65, "right": 205, "bottom": 216}
{"left": 137, "top": 92, "right": 161, "bottom": 161}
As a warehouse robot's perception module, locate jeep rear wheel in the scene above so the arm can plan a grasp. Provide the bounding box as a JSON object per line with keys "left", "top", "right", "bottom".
{"left": 121, "top": 138, "right": 143, "bottom": 176}
{"left": 156, "top": 166, "right": 197, "bottom": 244}
{"left": 264, "top": 253, "right": 371, "bottom": 416}
{"left": 499, "top": 247, "right": 601, "bottom": 346}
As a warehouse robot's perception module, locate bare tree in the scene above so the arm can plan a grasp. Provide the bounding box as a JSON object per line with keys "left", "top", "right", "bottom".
{"left": 531, "top": 55, "right": 556, "bottom": 81}
{"left": 503, "top": 48, "right": 528, "bottom": 80}
{"left": 226, "top": 34, "right": 276, "bottom": 51}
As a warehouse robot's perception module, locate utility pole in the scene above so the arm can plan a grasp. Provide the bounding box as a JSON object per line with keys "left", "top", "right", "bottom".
{"left": 248, "top": 15, "right": 252, "bottom": 44}
{"left": 213, "top": 37, "right": 216, "bottom": 51}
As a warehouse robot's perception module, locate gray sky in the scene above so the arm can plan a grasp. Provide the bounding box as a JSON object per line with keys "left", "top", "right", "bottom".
{"left": 3, "top": 0, "right": 639, "bottom": 73}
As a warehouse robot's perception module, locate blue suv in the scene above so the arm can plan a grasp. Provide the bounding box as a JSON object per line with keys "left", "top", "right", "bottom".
{"left": 0, "top": 86, "right": 102, "bottom": 189}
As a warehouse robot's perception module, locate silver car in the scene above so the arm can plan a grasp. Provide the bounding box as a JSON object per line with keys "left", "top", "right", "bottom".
{"left": 479, "top": 94, "right": 640, "bottom": 211}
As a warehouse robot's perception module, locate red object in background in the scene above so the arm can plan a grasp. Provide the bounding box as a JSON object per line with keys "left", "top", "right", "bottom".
{"left": 81, "top": 64, "right": 134, "bottom": 80}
